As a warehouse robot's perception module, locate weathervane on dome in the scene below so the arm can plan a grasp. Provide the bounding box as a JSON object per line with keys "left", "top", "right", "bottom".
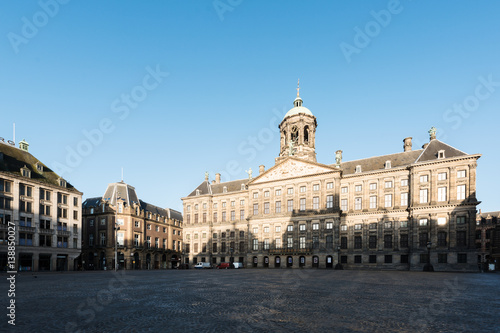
{"left": 297, "top": 78, "right": 300, "bottom": 97}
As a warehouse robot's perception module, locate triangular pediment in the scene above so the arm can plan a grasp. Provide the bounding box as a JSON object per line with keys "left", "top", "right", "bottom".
{"left": 250, "top": 157, "right": 338, "bottom": 184}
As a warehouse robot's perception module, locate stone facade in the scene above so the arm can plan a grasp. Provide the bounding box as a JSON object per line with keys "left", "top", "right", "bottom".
{"left": 475, "top": 210, "right": 499, "bottom": 270}
{"left": 0, "top": 139, "right": 82, "bottom": 271}
{"left": 82, "top": 181, "right": 182, "bottom": 270}
{"left": 182, "top": 90, "right": 481, "bottom": 271}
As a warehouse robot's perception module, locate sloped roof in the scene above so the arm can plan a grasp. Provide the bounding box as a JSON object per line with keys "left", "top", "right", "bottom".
{"left": 188, "top": 180, "right": 211, "bottom": 197}
{"left": 0, "top": 141, "right": 79, "bottom": 192}
{"left": 102, "top": 181, "right": 140, "bottom": 206}
{"left": 83, "top": 197, "right": 102, "bottom": 208}
{"left": 211, "top": 179, "right": 247, "bottom": 195}
{"left": 477, "top": 211, "right": 500, "bottom": 219}
{"left": 337, "top": 150, "right": 423, "bottom": 175}
{"left": 140, "top": 200, "right": 168, "bottom": 217}
{"left": 416, "top": 139, "right": 467, "bottom": 163}
{"left": 168, "top": 209, "right": 183, "bottom": 221}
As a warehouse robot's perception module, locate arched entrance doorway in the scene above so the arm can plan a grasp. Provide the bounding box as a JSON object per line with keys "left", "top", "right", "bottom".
{"left": 154, "top": 254, "right": 160, "bottom": 269}
{"left": 287, "top": 256, "right": 293, "bottom": 268}
{"left": 134, "top": 252, "right": 140, "bottom": 269}
{"left": 263, "top": 256, "right": 269, "bottom": 268}
{"left": 146, "top": 253, "right": 151, "bottom": 270}
{"left": 326, "top": 255, "right": 333, "bottom": 268}
{"left": 252, "top": 256, "right": 258, "bottom": 268}
{"left": 299, "top": 256, "right": 306, "bottom": 267}
{"left": 275, "top": 256, "right": 281, "bottom": 268}
{"left": 312, "top": 255, "right": 319, "bottom": 268}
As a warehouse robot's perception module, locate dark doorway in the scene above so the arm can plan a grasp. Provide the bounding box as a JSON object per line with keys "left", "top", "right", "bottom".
{"left": 275, "top": 256, "right": 281, "bottom": 268}
{"left": 264, "top": 256, "right": 269, "bottom": 268}
{"left": 326, "top": 256, "right": 333, "bottom": 268}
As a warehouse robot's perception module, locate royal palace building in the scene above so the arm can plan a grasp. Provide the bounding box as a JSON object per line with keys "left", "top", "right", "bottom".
{"left": 82, "top": 181, "right": 183, "bottom": 270}
{"left": 0, "top": 138, "right": 82, "bottom": 271}
{"left": 182, "top": 87, "right": 481, "bottom": 271}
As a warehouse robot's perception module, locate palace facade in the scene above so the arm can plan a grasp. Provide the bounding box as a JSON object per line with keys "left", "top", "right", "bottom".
{"left": 0, "top": 139, "right": 82, "bottom": 271}
{"left": 182, "top": 88, "right": 481, "bottom": 271}
{"left": 82, "top": 181, "right": 183, "bottom": 270}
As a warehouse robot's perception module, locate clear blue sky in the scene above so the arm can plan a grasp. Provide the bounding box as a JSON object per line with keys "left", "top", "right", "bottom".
{"left": 1, "top": 1, "right": 499, "bottom": 212}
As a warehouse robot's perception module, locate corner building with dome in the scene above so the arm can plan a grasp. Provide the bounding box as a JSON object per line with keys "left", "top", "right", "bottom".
{"left": 181, "top": 88, "right": 481, "bottom": 271}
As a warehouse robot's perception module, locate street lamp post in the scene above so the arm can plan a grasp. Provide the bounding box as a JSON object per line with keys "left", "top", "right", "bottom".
{"left": 423, "top": 241, "right": 434, "bottom": 272}
{"left": 335, "top": 245, "right": 343, "bottom": 270}
{"left": 114, "top": 223, "right": 120, "bottom": 272}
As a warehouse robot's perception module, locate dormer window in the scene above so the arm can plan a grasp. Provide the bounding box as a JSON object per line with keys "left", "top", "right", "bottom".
{"left": 59, "top": 178, "right": 66, "bottom": 188}
{"left": 196, "top": 189, "right": 200, "bottom": 196}
{"left": 223, "top": 186, "right": 227, "bottom": 193}
{"left": 438, "top": 150, "right": 445, "bottom": 159}
{"left": 241, "top": 184, "right": 245, "bottom": 191}
{"left": 385, "top": 160, "right": 391, "bottom": 169}
{"left": 36, "top": 163, "right": 43, "bottom": 172}
{"left": 355, "top": 165, "right": 362, "bottom": 173}
{"left": 21, "top": 166, "right": 31, "bottom": 178}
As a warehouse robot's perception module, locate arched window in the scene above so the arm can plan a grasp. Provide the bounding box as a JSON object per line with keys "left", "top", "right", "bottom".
{"left": 304, "top": 126, "right": 309, "bottom": 144}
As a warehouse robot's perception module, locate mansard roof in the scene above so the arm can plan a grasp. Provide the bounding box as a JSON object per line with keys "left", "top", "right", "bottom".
{"left": 0, "top": 141, "right": 80, "bottom": 192}
{"left": 187, "top": 179, "right": 247, "bottom": 197}
{"left": 102, "top": 181, "right": 140, "bottom": 206}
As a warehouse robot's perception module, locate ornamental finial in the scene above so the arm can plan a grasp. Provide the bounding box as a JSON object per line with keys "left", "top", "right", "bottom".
{"left": 297, "top": 78, "right": 300, "bottom": 97}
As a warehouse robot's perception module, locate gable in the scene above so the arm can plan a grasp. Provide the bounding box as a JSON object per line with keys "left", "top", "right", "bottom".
{"left": 251, "top": 158, "right": 337, "bottom": 184}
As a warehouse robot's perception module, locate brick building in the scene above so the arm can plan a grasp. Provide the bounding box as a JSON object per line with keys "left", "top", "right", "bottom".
{"left": 475, "top": 210, "right": 499, "bottom": 270}
{"left": 82, "top": 181, "right": 182, "bottom": 270}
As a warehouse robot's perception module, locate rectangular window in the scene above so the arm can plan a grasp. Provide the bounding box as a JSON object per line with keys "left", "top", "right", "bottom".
{"left": 340, "top": 237, "right": 347, "bottom": 249}
{"left": 340, "top": 225, "right": 347, "bottom": 231}
{"left": 384, "top": 194, "right": 392, "bottom": 208}
{"left": 240, "top": 210, "right": 245, "bottom": 220}
{"left": 273, "top": 201, "right": 281, "bottom": 213}
{"left": 240, "top": 200, "right": 245, "bottom": 206}
{"left": 287, "top": 200, "right": 293, "bottom": 212}
{"left": 275, "top": 225, "right": 281, "bottom": 233}
{"left": 400, "top": 234, "right": 408, "bottom": 248}
{"left": 384, "top": 255, "right": 393, "bottom": 264}
{"left": 326, "top": 222, "right": 333, "bottom": 229}
{"left": 369, "top": 223, "right": 377, "bottom": 230}
{"left": 438, "top": 231, "right": 447, "bottom": 246}
{"left": 326, "top": 235, "right": 333, "bottom": 248}
{"left": 456, "top": 216, "right": 466, "bottom": 224}
{"left": 194, "top": 214, "right": 199, "bottom": 223}
{"left": 354, "top": 224, "right": 362, "bottom": 230}
{"left": 222, "top": 212, "right": 226, "bottom": 222}
{"left": 438, "top": 172, "right": 447, "bottom": 181}
{"left": 385, "top": 181, "right": 392, "bottom": 189}
{"left": 369, "top": 255, "right": 377, "bottom": 264}
{"left": 264, "top": 226, "right": 269, "bottom": 233}
{"left": 231, "top": 201, "right": 235, "bottom": 207}
{"left": 253, "top": 204, "right": 258, "bottom": 215}
{"left": 456, "top": 231, "right": 467, "bottom": 246}
{"left": 230, "top": 211, "right": 235, "bottom": 221}
{"left": 419, "top": 233, "right": 428, "bottom": 247}
{"left": 401, "top": 179, "right": 408, "bottom": 187}
{"left": 401, "top": 193, "right": 408, "bottom": 206}
{"left": 299, "top": 236, "right": 306, "bottom": 249}
{"left": 300, "top": 186, "right": 306, "bottom": 193}
{"left": 354, "top": 255, "right": 362, "bottom": 264}
{"left": 313, "top": 196, "right": 319, "bottom": 209}
{"left": 327, "top": 182, "right": 333, "bottom": 189}
{"left": 420, "top": 175, "right": 428, "bottom": 183}
{"left": 355, "top": 185, "right": 362, "bottom": 192}
{"left": 341, "top": 187, "right": 348, "bottom": 194}
{"left": 312, "top": 236, "right": 319, "bottom": 249}
{"left": 384, "top": 234, "right": 392, "bottom": 248}
{"left": 420, "top": 189, "right": 428, "bottom": 203}
{"left": 438, "top": 187, "right": 447, "bottom": 202}
{"left": 369, "top": 235, "right": 377, "bottom": 249}
{"left": 341, "top": 199, "right": 348, "bottom": 211}
{"left": 326, "top": 195, "right": 333, "bottom": 208}
{"left": 313, "top": 184, "right": 320, "bottom": 191}
{"left": 213, "top": 212, "right": 217, "bottom": 222}
{"left": 369, "top": 183, "right": 377, "bottom": 190}
{"left": 253, "top": 192, "right": 258, "bottom": 199}
{"left": 275, "top": 238, "right": 281, "bottom": 248}
{"left": 239, "top": 241, "right": 245, "bottom": 252}
{"left": 212, "top": 243, "right": 217, "bottom": 253}
{"left": 253, "top": 227, "right": 258, "bottom": 234}
{"left": 457, "top": 253, "right": 467, "bottom": 263}
{"left": 264, "top": 191, "right": 269, "bottom": 198}
{"left": 457, "top": 170, "right": 466, "bottom": 178}
{"left": 299, "top": 224, "right": 306, "bottom": 231}
{"left": 312, "top": 223, "right": 319, "bottom": 230}
{"left": 264, "top": 238, "right": 270, "bottom": 250}
{"left": 384, "top": 221, "right": 392, "bottom": 229}
{"left": 239, "top": 231, "right": 244, "bottom": 238}
{"left": 354, "top": 197, "right": 362, "bottom": 210}
{"left": 221, "top": 242, "right": 226, "bottom": 252}
{"left": 275, "top": 189, "right": 281, "bottom": 196}
{"left": 354, "top": 236, "right": 362, "bottom": 249}
{"left": 457, "top": 185, "right": 466, "bottom": 200}
{"left": 438, "top": 253, "right": 448, "bottom": 264}
{"left": 401, "top": 255, "right": 409, "bottom": 264}
{"left": 419, "top": 219, "right": 428, "bottom": 226}
{"left": 369, "top": 196, "right": 377, "bottom": 209}
{"left": 287, "top": 225, "right": 293, "bottom": 232}
{"left": 299, "top": 198, "right": 306, "bottom": 211}
{"left": 437, "top": 217, "right": 447, "bottom": 226}
{"left": 287, "top": 188, "right": 294, "bottom": 195}
{"left": 222, "top": 202, "right": 226, "bottom": 208}
{"left": 287, "top": 237, "right": 293, "bottom": 248}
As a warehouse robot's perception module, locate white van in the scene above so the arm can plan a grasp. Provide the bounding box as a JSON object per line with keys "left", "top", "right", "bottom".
{"left": 194, "top": 262, "right": 211, "bottom": 269}
{"left": 232, "top": 262, "right": 244, "bottom": 269}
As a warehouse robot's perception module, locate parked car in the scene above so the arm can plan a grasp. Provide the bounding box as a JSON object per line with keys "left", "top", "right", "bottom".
{"left": 194, "top": 262, "right": 212, "bottom": 269}
{"left": 216, "top": 262, "right": 232, "bottom": 269}
{"left": 232, "top": 262, "right": 244, "bottom": 269}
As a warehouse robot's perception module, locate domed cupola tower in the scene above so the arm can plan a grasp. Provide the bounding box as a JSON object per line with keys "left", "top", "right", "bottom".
{"left": 276, "top": 80, "right": 317, "bottom": 164}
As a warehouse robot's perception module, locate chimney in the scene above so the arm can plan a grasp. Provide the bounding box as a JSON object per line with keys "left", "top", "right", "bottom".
{"left": 259, "top": 165, "right": 265, "bottom": 175}
{"left": 211, "top": 180, "right": 215, "bottom": 185}
{"left": 215, "top": 173, "right": 221, "bottom": 184}
{"left": 403, "top": 137, "right": 412, "bottom": 152}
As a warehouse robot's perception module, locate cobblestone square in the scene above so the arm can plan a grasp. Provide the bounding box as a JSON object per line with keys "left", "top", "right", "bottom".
{"left": 2, "top": 270, "right": 499, "bottom": 333}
